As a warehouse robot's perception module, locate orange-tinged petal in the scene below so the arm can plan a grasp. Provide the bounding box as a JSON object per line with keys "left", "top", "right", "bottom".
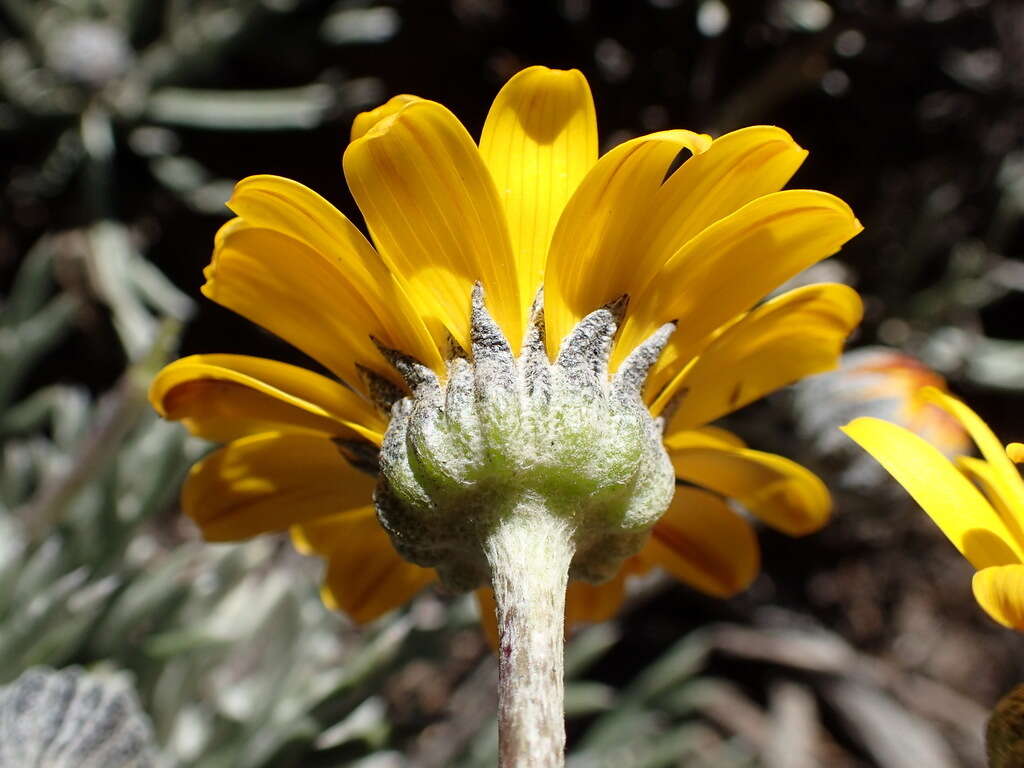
{"left": 618, "top": 190, "right": 862, "bottom": 378}
{"left": 639, "top": 486, "right": 760, "bottom": 598}
{"left": 226, "top": 175, "right": 442, "bottom": 372}
{"left": 564, "top": 573, "right": 627, "bottom": 626}
{"left": 476, "top": 587, "right": 499, "bottom": 650}
{"left": 150, "top": 354, "right": 384, "bottom": 445}
{"left": 842, "top": 417, "right": 1024, "bottom": 568}
{"left": 294, "top": 508, "right": 434, "bottom": 624}
{"left": 351, "top": 94, "right": 423, "bottom": 141}
{"left": 544, "top": 129, "right": 713, "bottom": 355}
{"left": 182, "top": 432, "right": 375, "bottom": 542}
{"left": 1008, "top": 443, "right": 1024, "bottom": 464}
{"left": 480, "top": 66, "right": 598, "bottom": 309}
{"left": 344, "top": 99, "right": 521, "bottom": 352}
{"left": 665, "top": 431, "right": 831, "bottom": 536}
{"left": 204, "top": 219, "right": 399, "bottom": 391}
{"left": 651, "top": 284, "right": 863, "bottom": 429}
{"left": 922, "top": 387, "right": 1024, "bottom": 525}
{"left": 973, "top": 565, "right": 1024, "bottom": 631}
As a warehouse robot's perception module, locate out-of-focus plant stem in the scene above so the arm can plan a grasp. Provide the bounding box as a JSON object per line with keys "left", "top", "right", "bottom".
{"left": 22, "top": 320, "right": 180, "bottom": 543}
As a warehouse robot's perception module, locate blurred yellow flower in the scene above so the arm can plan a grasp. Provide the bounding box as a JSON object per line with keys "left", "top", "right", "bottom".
{"left": 844, "top": 387, "right": 1024, "bottom": 630}
{"left": 794, "top": 347, "right": 970, "bottom": 487}
{"left": 846, "top": 350, "right": 970, "bottom": 456}
{"left": 150, "top": 66, "right": 862, "bottom": 633}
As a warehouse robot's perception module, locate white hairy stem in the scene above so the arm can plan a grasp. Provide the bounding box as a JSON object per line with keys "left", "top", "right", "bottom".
{"left": 485, "top": 503, "right": 574, "bottom": 768}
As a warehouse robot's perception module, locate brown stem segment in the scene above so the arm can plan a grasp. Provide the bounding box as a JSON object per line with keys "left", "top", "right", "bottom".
{"left": 485, "top": 505, "right": 574, "bottom": 768}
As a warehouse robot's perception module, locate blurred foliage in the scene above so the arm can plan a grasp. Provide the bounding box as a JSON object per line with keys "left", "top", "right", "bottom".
{"left": 2, "top": 0, "right": 1024, "bottom": 766}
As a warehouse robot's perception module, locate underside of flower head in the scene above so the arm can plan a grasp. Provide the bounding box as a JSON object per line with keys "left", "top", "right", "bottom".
{"left": 375, "top": 284, "right": 677, "bottom": 592}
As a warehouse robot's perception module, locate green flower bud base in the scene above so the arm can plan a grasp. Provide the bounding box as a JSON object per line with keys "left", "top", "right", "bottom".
{"left": 373, "top": 285, "right": 677, "bottom": 767}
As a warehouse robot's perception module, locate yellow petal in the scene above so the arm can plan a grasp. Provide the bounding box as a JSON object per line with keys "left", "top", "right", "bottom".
{"left": 344, "top": 99, "right": 521, "bottom": 352}
{"left": 639, "top": 486, "right": 760, "bottom": 598}
{"left": 665, "top": 431, "right": 831, "bottom": 536}
{"left": 842, "top": 417, "right": 1023, "bottom": 568}
{"left": 227, "top": 175, "right": 442, "bottom": 372}
{"left": 973, "top": 565, "right": 1024, "bottom": 631}
{"left": 957, "top": 456, "right": 1024, "bottom": 545}
{"left": 651, "top": 284, "right": 863, "bottom": 428}
{"left": 544, "top": 129, "right": 713, "bottom": 355}
{"left": 922, "top": 387, "right": 1024, "bottom": 525}
{"left": 204, "top": 219, "right": 400, "bottom": 392}
{"left": 182, "top": 432, "right": 375, "bottom": 542}
{"left": 564, "top": 573, "right": 627, "bottom": 625}
{"left": 641, "top": 126, "right": 808, "bottom": 277}
{"left": 666, "top": 425, "right": 747, "bottom": 450}
{"left": 1008, "top": 443, "right": 1024, "bottom": 464}
{"left": 150, "top": 354, "right": 384, "bottom": 445}
{"left": 480, "top": 66, "right": 598, "bottom": 306}
{"left": 351, "top": 94, "right": 423, "bottom": 141}
{"left": 617, "top": 189, "right": 863, "bottom": 375}
{"left": 294, "top": 508, "right": 434, "bottom": 624}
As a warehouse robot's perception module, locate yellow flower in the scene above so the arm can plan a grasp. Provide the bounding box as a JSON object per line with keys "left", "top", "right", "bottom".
{"left": 150, "top": 66, "right": 863, "bottom": 634}
{"left": 843, "top": 387, "right": 1024, "bottom": 630}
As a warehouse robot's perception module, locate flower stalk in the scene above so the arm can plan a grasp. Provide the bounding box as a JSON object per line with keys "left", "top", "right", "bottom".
{"left": 371, "top": 286, "right": 680, "bottom": 765}
{"left": 485, "top": 506, "right": 574, "bottom": 767}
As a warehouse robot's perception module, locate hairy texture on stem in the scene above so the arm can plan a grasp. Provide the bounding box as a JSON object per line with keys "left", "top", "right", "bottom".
{"left": 486, "top": 509, "right": 573, "bottom": 767}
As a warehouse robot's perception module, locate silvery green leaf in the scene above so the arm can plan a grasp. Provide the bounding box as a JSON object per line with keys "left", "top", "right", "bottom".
{"left": 88, "top": 546, "right": 196, "bottom": 658}
{"left": 18, "top": 576, "right": 120, "bottom": 671}
{"left": 114, "top": 419, "right": 188, "bottom": 525}
{"left": 0, "top": 388, "right": 62, "bottom": 437}
{"left": 310, "top": 613, "right": 416, "bottom": 726}
{"left": 211, "top": 575, "right": 299, "bottom": 722}
{"left": 963, "top": 334, "right": 1024, "bottom": 390}
{"left": 453, "top": 714, "right": 499, "bottom": 768}
{"left": 128, "top": 257, "right": 193, "bottom": 323}
{"left": 146, "top": 85, "right": 337, "bottom": 131}
{"left": 0, "top": 568, "right": 88, "bottom": 681}
{"left": 49, "top": 388, "right": 92, "bottom": 452}
{"left": 148, "top": 155, "right": 235, "bottom": 216}
{"left": 86, "top": 221, "right": 158, "bottom": 360}
{"left": 0, "top": 35, "right": 83, "bottom": 116}
{"left": 2, "top": 236, "right": 56, "bottom": 326}
{"left": 563, "top": 623, "right": 620, "bottom": 678}
{"left": 621, "top": 630, "right": 711, "bottom": 703}
{"left": 0, "top": 666, "right": 160, "bottom": 768}
{"left": 321, "top": 6, "right": 400, "bottom": 44}
{"left": 569, "top": 707, "right": 663, "bottom": 759}
{"left": 348, "top": 753, "right": 406, "bottom": 768}
{"left": 1, "top": 441, "right": 36, "bottom": 508}
{"left": 0, "top": 516, "right": 28, "bottom": 615}
{"left": 0, "top": 295, "right": 78, "bottom": 411}
{"left": 824, "top": 680, "right": 958, "bottom": 768}
{"left": 10, "top": 537, "right": 66, "bottom": 610}
{"left": 564, "top": 682, "right": 615, "bottom": 717}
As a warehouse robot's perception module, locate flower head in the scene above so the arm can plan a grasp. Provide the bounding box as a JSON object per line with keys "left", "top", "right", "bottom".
{"left": 843, "top": 387, "right": 1024, "bottom": 630}
{"left": 794, "top": 347, "right": 970, "bottom": 487}
{"left": 151, "top": 66, "right": 862, "bottom": 632}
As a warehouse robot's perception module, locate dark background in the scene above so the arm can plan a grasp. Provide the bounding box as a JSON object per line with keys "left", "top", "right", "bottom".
{"left": 3, "top": 1, "right": 1024, "bottom": 765}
